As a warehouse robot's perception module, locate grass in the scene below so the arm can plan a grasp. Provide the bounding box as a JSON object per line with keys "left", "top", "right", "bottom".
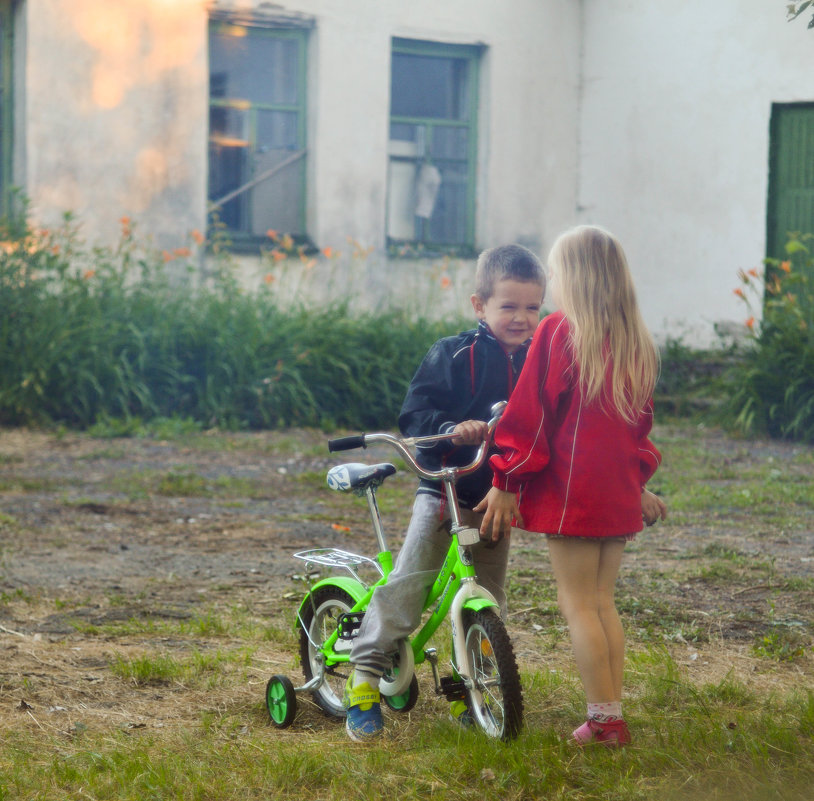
{"left": 1, "top": 661, "right": 813, "bottom": 800}
{"left": 1, "top": 419, "right": 814, "bottom": 800}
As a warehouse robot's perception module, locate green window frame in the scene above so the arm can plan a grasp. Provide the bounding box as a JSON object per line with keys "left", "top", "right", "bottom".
{"left": 387, "top": 38, "right": 481, "bottom": 255}
{"left": 0, "top": 1, "right": 13, "bottom": 218}
{"left": 208, "top": 20, "right": 308, "bottom": 249}
{"left": 766, "top": 102, "right": 814, "bottom": 260}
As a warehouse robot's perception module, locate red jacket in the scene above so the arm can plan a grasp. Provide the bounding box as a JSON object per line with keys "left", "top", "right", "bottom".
{"left": 489, "top": 311, "right": 661, "bottom": 537}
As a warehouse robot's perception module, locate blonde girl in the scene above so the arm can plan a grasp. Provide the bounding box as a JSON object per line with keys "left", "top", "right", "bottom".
{"left": 477, "top": 225, "right": 667, "bottom": 746}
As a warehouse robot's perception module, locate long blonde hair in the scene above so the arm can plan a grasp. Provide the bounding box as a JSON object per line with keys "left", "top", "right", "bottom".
{"left": 548, "top": 225, "right": 659, "bottom": 422}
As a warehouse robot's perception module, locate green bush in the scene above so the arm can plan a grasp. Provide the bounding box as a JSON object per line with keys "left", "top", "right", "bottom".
{"left": 654, "top": 337, "right": 732, "bottom": 417}
{"left": 0, "top": 213, "right": 464, "bottom": 430}
{"left": 725, "top": 232, "right": 814, "bottom": 441}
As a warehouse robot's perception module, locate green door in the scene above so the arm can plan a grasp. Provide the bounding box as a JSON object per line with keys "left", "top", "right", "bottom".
{"left": 767, "top": 103, "right": 814, "bottom": 260}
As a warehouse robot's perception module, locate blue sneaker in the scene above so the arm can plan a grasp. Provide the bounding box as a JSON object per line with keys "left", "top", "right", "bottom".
{"left": 344, "top": 679, "right": 383, "bottom": 742}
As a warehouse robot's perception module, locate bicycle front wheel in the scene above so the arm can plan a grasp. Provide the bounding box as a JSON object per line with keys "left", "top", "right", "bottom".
{"left": 460, "top": 608, "right": 524, "bottom": 741}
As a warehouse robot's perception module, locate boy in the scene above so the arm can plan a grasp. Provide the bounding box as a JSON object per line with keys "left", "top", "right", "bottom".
{"left": 344, "top": 244, "right": 546, "bottom": 741}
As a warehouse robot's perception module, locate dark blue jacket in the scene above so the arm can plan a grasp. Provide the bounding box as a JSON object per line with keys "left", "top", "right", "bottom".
{"left": 398, "top": 320, "right": 529, "bottom": 509}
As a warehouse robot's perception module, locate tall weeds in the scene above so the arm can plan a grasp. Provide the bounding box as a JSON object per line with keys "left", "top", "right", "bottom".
{"left": 726, "top": 232, "right": 814, "bottom": 441}
{"left": 0, "top": 213, "right": 463, "bottom": 430}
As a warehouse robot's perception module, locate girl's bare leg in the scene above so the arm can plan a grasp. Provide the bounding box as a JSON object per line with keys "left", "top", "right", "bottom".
{"left": 547, "top": 537, "right": 626, "bottom": 702}
{"left": 597, "top": 538, "right": 626, "bottom": 698}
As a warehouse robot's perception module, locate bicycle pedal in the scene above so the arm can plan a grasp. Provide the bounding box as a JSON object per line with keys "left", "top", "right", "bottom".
{"left": 439, "top": 675, "right": 467, "bottom": 701}
{"left": 337, "top": 611, "right": 364, "bottom": 640}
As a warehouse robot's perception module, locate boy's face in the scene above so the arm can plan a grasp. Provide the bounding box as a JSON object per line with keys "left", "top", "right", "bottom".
{"left": 471, "top": 278, "right": 544, "bottom": 353}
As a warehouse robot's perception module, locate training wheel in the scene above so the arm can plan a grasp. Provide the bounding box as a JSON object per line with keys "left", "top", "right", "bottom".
{"left": 382, "top": 673, "right": 419, "bottom": 713}
{"left": 266, "top": 674, "right": 297, "bottom": 728}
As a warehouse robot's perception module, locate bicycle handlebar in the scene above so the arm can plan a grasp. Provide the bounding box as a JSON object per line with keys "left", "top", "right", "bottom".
{"left": 327, "top": 435, "right": 367, "bottom": 452}
{"left": 327, "top": 401, "right": 507, "bottom": 483}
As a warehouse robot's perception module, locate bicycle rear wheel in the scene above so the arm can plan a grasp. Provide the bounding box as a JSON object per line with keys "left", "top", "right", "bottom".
{"left": 460, "top": 608, "right": 524, "bottom": 741}
{"left": 298, "top": 586, "right": 355, "bottom": 718}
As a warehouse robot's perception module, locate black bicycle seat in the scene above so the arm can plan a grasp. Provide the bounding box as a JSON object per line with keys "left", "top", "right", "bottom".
{"left": 327, "top": 462, "right": 397, "bottom": 493}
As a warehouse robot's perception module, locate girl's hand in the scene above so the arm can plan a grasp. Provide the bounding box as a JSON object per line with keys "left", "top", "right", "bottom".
{"left": 642, "top": 489, "right": 667, "bottom": 526}
{"left": 474, "top": 486, "right": 522, "bottom": 542}
{"left": 451, "top": 419, "right": 489, "bottom": 446}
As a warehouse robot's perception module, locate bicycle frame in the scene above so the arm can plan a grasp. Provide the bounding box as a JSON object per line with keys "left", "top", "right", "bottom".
{"left": 297, "top": 402, "right": 506, "bottom": 694}
{"left": 298, "top": 529, "right": 498, "bottom": 677}
{"left": 267, "top": 401, "right": 524, "bottom": 739}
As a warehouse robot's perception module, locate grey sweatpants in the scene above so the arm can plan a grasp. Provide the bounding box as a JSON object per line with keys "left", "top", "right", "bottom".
{"left": 349, "top": 492, "right": 510, "bottom": 676}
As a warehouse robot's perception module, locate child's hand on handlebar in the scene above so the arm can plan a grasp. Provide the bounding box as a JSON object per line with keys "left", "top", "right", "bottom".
{"left": 474, "top": 486, "right": 522, "bottom": 542}
{"left": 451, "top": 419, "right": 489, "bottom": 446}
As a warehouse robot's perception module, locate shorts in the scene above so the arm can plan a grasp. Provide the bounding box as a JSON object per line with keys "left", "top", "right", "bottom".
{"left": 545, "top": 533, "right": 636, "bottom": 543}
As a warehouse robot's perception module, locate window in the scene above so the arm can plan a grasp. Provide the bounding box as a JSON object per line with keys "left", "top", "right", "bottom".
{"left": 767, "top": 103, "right": 814, "bottom": 260}
{"left": 387, "top": 38, "right": 480, "bottom": 254}
{"left": 0, "top": 1, "right": 13, "bottom": 217}
{"left": 208, "top": 21, "right": 308, "bottom": 246}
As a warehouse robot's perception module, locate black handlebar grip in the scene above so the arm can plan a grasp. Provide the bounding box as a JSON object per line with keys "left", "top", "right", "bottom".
{"left": 328, "top": 435, "right": 367, "bottom": 452}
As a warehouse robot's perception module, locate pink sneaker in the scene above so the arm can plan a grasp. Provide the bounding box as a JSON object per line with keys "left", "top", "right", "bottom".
{"left": 572, "top": 717, "right": 631, "bottom": 747}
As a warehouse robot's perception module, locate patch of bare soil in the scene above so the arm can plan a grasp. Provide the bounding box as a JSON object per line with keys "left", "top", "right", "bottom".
{"left": 0, "top": 425, "right": 812, "bottom": 738}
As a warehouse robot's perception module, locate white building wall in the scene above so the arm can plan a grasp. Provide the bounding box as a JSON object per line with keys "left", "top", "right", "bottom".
{"left": 19, "top": 0, "right": 580, "bottom": 267}
{"left": 15, "top": 0, "right": 812, "bottom": 342}
{"left": 23, "top": 0, "right": 208, "bottom": 250}
{"left": 579, "top": 0, "right": 813, "bottom": 345}
{"left": 273, "top": 0, "right": 581, "bottom": 255}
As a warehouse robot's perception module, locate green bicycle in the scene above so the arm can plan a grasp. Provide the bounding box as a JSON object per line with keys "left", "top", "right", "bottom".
{"left": 265, "top": 402, "right": 524, "bottom": 740}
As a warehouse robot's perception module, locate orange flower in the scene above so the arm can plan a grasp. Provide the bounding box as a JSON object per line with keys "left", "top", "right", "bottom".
{"left": 264, "top": 273, "right": 275, "bottom": 284}
{"left": 190, "top": 229, "right": 205, "bottom": 245}
{"left": 305, "top": 258, "right": 317, "bottom": 270}
{"left": 733, "top": 287, "right": 745, "bottom": 298}
{"left": 331, "top": 523, "right": 351, "bottom": 532}
{"left": 120, "top": 216, "right": 131, "bottom": 226}
{"left": 271, "top": 249, "right": 286, "bottom": 262}
{"left": 780, "top": 260, "right": 791, "bottom": 273}
{"left": 267, "top": 229, "right": 279, "bottom": 241}
{"left": 440, "top": 276, "right": 452, "bottom": 289}
{"left": 745, "top": 317, "right": 755, "bottom": 330}
{"left": 322, "top": 246, "right": 333, "bottom": 259}
{"left": 748, "top": 267, "right": 760, "bottom": 278}
{"left": 162, "top": 250, "right": 173, "bottom": 262}
{"left": 173, "top": 247, "right": 192, "bottom": 258}
{"left": 83, "top": 269, "right": 96, "bottom": 280}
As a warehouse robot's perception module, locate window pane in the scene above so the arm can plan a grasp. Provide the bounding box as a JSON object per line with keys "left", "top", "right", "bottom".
{"left": 209, "top": 143, "right": 248, "bottom": 232}
{"left": 391, "top": 53, "right": 469, "bottom": 121}
{"left": 209, "top": 105, "right": 248, "bottom": 146}
{"left": 431, "top": 126, "right": 468, "bottom": 161}
{"left": 251, "top": 109, "right": 303, "bottom": 235}
{"left": 428, "top": 162, "right": 467, "bottom": 244}
{"left": 210, "top": 28, "right": 299, "bottom": 106}
{"left": 257, "top": 109, "right": 299, "bottom": 150}
{"left": 208, "top": 23, "right": 306, "bottom": 240}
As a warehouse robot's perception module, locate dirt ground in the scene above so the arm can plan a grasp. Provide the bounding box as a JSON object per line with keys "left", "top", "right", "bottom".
{"left": 1, "top": 425, "right": 812, "bottom": 739}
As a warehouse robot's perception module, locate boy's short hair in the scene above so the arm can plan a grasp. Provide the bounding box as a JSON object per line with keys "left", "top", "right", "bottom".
{"left": 474, "top": 244, "right": 545, "bottom": 301}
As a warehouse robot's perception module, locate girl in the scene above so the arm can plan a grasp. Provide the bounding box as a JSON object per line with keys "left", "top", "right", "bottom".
{"left": 476, "top": 225, "right": 667, "bottom": 747}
